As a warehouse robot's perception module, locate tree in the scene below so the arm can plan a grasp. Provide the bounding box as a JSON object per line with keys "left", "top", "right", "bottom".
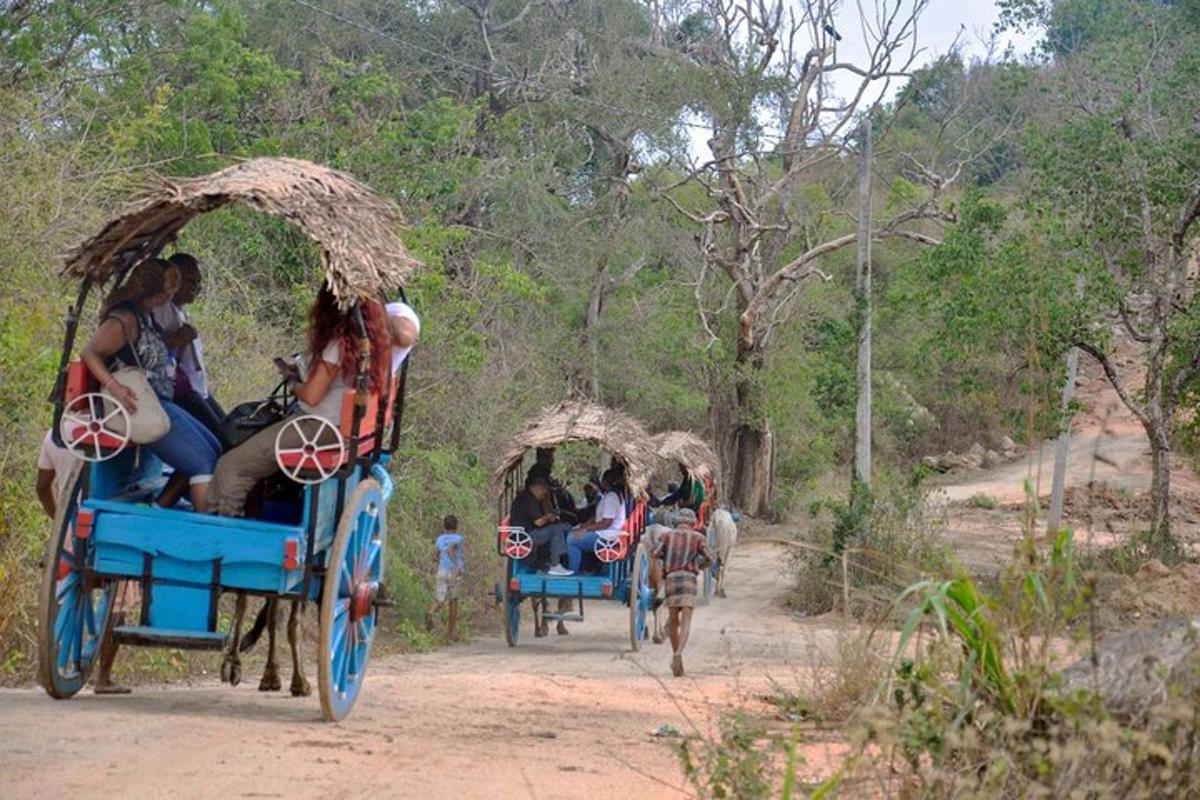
{"left": 1025, "top": 0, "right": 1200, "bottom": 552}
{"left": 650, "top": 0, "right": 958, "bottom": 514}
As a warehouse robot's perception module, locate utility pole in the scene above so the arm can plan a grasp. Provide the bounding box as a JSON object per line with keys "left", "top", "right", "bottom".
{"left": 1047, "top": 273, "right": 1085, "bottom": 535}
{"left": 853, "top": 117, "right": 873, "bottom": 491}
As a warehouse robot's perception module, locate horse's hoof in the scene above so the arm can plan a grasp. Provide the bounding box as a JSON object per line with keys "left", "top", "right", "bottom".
{"left": 290, "top": 675, "right": 312, "bottom": 697}
{"left": 229, "top": 662, "right": 242, "bottom": 687}
{"left": 258, "top": 670, "right": 282, "bottom": 692}
{"left": 652, "top": 632, "right": 664, "bottom": 644}
{"left": 220, "top": 659, "right": 231, "bottom": 684}
{"left": 717, "top": 589, "right": 727, "bottom": 599}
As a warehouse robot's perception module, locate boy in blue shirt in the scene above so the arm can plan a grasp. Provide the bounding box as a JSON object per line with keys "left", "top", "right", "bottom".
{"left": 426, "top": 515, "right": 465, "bottom": 640}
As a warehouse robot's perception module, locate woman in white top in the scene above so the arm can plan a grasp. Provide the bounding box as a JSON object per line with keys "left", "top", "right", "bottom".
{"left": 207, "top": 285, "right": 391, "bottom": 517}
{"left": 565, "top": 467, "right": 628, "bottom": 574}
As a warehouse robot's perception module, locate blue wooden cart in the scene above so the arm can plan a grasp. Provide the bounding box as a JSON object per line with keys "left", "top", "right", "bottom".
{"left": 491, "top": 400, "right": 662, "bottom": 651}
{"left": 39, "top": 157, "right": 417, "bottom": 721}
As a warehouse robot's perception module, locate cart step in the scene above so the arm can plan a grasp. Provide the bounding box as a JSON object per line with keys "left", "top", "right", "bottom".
{"left": 112, "top": 625, "right": 227, "bottom": 651}
{"left": 538, "top": 613, "right": 584, "bottom": 623}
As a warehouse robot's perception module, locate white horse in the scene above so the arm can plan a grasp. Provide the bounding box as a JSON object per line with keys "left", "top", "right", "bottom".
{"left": 707, "top": 508, "right": 738, "bottom": 598}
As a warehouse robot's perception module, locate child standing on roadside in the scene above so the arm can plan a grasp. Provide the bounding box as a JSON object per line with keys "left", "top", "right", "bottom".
{"left": 426, "top": 515, "right": 465, "bottom": 640}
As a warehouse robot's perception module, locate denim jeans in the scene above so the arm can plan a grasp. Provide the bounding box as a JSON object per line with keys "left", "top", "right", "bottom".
{"left": 568, "top": 531, "right": 619, "bottom": 573}
{"left": 150, "top": 398, "right": 221, "bottom": 485}
{"left": 176, "top": 389, "right": 230, "bottom": 449}
{"left": 526, "top": 522, "right": 569, "bottom": 568}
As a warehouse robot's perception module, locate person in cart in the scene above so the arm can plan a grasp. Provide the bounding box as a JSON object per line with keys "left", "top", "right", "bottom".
{"left": 153, "top": 252, "right": 228, "bottom": 448}
{"left": 655, "top": 507, "right": 714, "bottom": 677}
{"left": 653, "top": 462, "right": 705, "bottom": 515}
{"left": 207, "top": 283, "right": 389, "bottom": 516}
{"left": 508, "top": 474, "right": 572, "bottom": 575}
{"left": 566, "top": 467, "right": 626, "bottom": 575}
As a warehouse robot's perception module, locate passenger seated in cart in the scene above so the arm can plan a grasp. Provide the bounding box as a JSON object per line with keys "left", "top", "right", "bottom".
{"left": 80, "top": 259, "right": 221, "bottom": 512}
{"left": 525, "top": 447, "right": 579, "bottom": 525}
{"left": 508, "top": 474, "right": 572, "bottom": 575}
{"left": 577, "top": 478, "right": 600, "bottom": 525}
{"left": 653, "top": 462, "right": 705, "bottom": 518}
{"left": 385, "top": 298, "right": 420, "bottom": 372}
{"left": 153, "top": 252, "right": 229, "bottom": 449}
{"left": 566, "top": 467, "right": 627, "bottom": 575}
{"left": 207, "top": 283, "right": 390, "bottom": 517}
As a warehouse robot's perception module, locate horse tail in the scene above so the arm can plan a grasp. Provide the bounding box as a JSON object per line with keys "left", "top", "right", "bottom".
{"left": 239, "top": 601, "right": 270, "bottom": 653}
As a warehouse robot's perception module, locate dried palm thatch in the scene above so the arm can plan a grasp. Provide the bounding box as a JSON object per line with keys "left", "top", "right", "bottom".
{"left": 649, "top": 430, "right": 720, "bottom": 483}
{"left": 492, "top": 399, "right": 661, "bottom": 497}
{"left": 61, "top": 157, "right": 421, "bottom": 306}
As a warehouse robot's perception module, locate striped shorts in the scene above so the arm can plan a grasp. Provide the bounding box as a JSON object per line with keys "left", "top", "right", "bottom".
{"left": 665, "top": 571, "right": 698, "bottom": 608}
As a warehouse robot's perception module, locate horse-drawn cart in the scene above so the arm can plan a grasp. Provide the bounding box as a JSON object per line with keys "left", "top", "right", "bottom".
{"left": 493, "top": 400, "right": 661, "bottom": 651}
{"left": 647, "top": 431, "right": 722, "bottom": 602}
{"left": 40, "top": 157, "right": 418, "bottom": 721}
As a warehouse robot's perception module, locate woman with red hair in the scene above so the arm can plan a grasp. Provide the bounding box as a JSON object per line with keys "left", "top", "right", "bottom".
{"left": 208, "top": 284, "right": 390, "bottom": 517}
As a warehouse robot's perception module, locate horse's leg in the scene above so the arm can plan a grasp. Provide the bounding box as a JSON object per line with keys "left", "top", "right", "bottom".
{"left": 531, "top": 598, "right": 545, "bottom": 637}
{"left": 288, "top": 600, "right": 311, "bottom": 697}
{"left": 258, "top": 598, "right": 282, "bottom": 691}
{"left": 222, "top": 593, "right": 246, "bottom": 686}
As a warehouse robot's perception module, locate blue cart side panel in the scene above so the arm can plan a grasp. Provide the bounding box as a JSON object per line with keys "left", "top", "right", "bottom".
{"left": 88, "top": 501, "right": 307, "bottom": 601}
{"left": 88, "top": 447, "right": 166, "bottom": 500}
{"left": 513, "top": 573, "right": 615, "bottom": 600}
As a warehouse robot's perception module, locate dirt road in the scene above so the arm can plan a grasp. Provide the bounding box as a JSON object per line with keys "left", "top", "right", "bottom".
{"left": 0, "top": 539, "right": 840, "bottom": 799}
{"left": 931, "top": 344, "right": 1200, "bottom": 570}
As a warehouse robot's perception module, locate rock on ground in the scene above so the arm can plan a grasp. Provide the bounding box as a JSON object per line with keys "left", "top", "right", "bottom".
{"left": 1060, "top": 616, "right": 1200, "bottom": 719}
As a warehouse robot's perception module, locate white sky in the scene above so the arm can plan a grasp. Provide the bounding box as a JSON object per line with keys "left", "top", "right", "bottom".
{"left": 685, "top": 0, "right": 1039, "bottom": 159}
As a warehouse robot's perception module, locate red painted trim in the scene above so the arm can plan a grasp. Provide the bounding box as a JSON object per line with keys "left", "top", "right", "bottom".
{"left": 75, "top": 509, "right": 94, "bottom": 540}
{"left": 283, "top": 538, "right": 300, "bottom": 570}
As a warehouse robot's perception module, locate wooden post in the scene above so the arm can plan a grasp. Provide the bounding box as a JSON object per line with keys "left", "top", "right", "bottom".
{"left": 854, "top": 118, "right": 873, "bottom": 490}
{"left": 1047, "top": 273, "right": 1085, "bottom": 536}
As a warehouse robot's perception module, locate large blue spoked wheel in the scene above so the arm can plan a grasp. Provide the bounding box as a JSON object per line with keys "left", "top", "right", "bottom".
{"left": 38, "top": 464, "right": 116, "bottom": 699}
{"left": 503, "top": 558, "right": 520, "bottom": 647}
{"left": 629, "top": 544, "right": 650, "bottom": 651}
{"left": 318, "top": 478, "right": 385, "bottom": 722}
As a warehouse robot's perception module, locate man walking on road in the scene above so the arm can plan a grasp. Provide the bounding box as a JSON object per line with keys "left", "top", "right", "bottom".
{"left": 654, "top": 508, "right": 713, "bottom": 677}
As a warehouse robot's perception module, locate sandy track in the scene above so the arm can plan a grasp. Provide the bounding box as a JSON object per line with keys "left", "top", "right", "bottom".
{"left": 0, "top": 539, "right": 839, "bottom": 799}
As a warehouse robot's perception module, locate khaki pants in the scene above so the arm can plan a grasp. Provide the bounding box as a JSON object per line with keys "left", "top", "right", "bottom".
{"left": 208, "top": 416, "right": 335, "bottom": 517}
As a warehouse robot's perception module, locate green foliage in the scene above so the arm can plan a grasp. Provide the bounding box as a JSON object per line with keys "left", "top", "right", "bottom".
{"left": 676, "top": 710, "right": 781, "bottom": 800}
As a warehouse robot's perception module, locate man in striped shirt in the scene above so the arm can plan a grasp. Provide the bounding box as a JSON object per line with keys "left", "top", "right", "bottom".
{"left": 654, "top": 508, "right": 714, "bottom": 677}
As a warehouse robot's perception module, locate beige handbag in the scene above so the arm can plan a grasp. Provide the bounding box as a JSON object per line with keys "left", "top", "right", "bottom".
{"left": 101, "top": 315, "right": 170, "bottom": 444}
{"left": 103, "top": 365, "right": 169, "bottom": 443}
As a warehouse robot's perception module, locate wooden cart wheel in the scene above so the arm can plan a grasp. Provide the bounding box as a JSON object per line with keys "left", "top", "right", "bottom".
{"left": 318, "top": 478, "right": 385, "bottom": 722}
{"left": 628, "top": 544, "right": 650, "bottom": 652}
{"left": 503, "top": 558, "right": 520, "bottom": 647}
{"left": 37, "top": 464, "right": 116, "bottom": 699}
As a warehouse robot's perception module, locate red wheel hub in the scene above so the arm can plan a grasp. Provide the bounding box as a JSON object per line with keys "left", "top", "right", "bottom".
{"left": 350, "top": 582, "right": 378, "bottom": 622}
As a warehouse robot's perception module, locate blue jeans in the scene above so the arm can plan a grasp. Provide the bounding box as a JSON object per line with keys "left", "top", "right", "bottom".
{"left": 568, "top": 531, "right": 615, "bottom": 573}
{"left": 526, "top": 522, "right": 569, "bottom": 568}
{"left": 151, "top": 398, "right": 222, "bottom": 484}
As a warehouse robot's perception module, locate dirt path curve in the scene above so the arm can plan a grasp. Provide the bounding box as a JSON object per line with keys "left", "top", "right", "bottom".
{"left": 0, "top": 539, "right": 834, "bottom": 799}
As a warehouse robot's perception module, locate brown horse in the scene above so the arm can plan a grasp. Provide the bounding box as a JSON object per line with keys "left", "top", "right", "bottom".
{"left": 220, "top": 594, "right": 310, "bottom": 696}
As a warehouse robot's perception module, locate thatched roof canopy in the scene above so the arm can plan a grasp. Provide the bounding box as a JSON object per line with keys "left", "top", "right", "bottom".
{"left": 492, "top": 400, "right": 661, "bottom": 497}
{"left": 649, "top": 431, "right": 719, "bottom": 483}
{"left": 62, "top": 157, "right": 421, "bottom": 306}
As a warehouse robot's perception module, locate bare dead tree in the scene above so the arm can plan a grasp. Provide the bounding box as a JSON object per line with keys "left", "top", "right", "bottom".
{"left": 650, "top": 0, "right": 959, "bottom": 515}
